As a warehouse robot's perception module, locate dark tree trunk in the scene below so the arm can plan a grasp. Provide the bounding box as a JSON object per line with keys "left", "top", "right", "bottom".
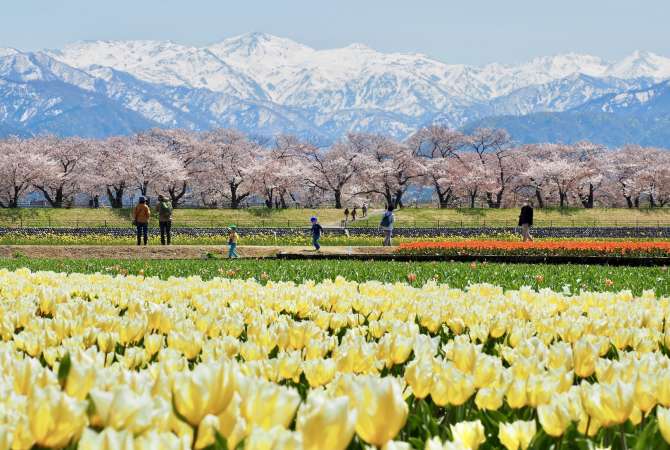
{"left": 37, "top": 186, "right": 64, "bottom": 208}
{"left": 485, "top": 190, "right": 503, "bottom": 208}
{"left": 394, "top": 190, "right": 403, "bottom": 208}
{"left": 334, "top": 189, "right": 342, "bottom": 209}
{"left": 650, "top": 193, "right": 657, "bottom": 208}
{"left": 229, "top": 182, "right": 250, "bottom": 209}
{"left": 435, "top": 183, "right": 453, "bottom": 209}
{"left": 168, "top": 181, "right": 188, "bottom": 208}
{"left": 469, "top": 192, "right": 477, "bottom": 208}
{"left": 580, "top": 183, "right": 594, "bottom": 208}
{"left": 559, "top": 191, "right": 568, "bottom": 208}
{"left": 534, "top": 189, "right": 545, "bottom": 209}
{"left": 624, "top": 195, "right": 633, "bottom": 208}
{"left": 106, "top": 186, "right": 124, "bottom": 209}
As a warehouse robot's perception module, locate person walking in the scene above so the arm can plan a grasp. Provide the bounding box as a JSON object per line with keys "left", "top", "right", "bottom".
{"left": 228, "top": 225, "right": 240, "bottom": 258}
{"left": 380, "top": 205, "right": 395, "bottom": 246}
{"left": 351, "top": 206, "right": 357, "bottom": 221}
{"left": 343, "top": 208, "right": 350, "bottom": 227}
{"left": 156, "top": 195, "right": 173, "bottom": 245}
{"left": 362, "top": 203, "right": 368, "bottom": 218}
{"left": 132, "top": 196, "right": 150, "bottom": 246}
{"left": 310, "top": 217, "right": 324, "bottom": 251}
{"left": 519, "top": 200, "right": 534, "bottom": 242}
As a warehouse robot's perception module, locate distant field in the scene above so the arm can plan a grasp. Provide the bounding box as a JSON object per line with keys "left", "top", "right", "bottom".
{"left": 0, "top": 206, "right": 668, "bottom": 228}
{"left": 0, "top": 207, "right": 347, "bottom": 228}
{"left": 1, "top": 258, "right": 668, "bottom": 295}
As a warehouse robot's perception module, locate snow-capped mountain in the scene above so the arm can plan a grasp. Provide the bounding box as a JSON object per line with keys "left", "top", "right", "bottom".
{"left": 2, "top": 33, "right": 670, "bottom": 143}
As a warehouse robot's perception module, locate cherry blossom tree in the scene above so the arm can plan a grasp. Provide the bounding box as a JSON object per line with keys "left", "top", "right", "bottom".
{"left": 467, "top": 128, "right": 515, "bottom": 208}
{"left": 32, "top": 136, "right": 93, "bottom": 208}
{"left": 89, "top": 137, "right": 136, "bottom": 208}
{"left": 351, "top": 134, "right": 425, "bottom": 208}
{"left": 138, "top": 129, "right": 204, "bottom": 207}
{"left": 0, "top": 137, "right": 53, "bottom": 208}
{"left": 297, "top": 138, "right": 364, "bottom": 209}
{"left": 407, "top": 126, "right": 466, "bottom": 208}
{"left": 199, "top": 129, "right": 259, "bottom": 209}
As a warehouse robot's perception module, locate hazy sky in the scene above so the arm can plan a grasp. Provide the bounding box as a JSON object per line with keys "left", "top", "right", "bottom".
{"left": 2, "top": 0, "right": 669, "bottom": 65}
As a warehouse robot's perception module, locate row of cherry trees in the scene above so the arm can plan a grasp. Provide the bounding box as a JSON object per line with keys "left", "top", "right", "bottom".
{"left": 0, "top": 128, "right": 668, "bottom": 209}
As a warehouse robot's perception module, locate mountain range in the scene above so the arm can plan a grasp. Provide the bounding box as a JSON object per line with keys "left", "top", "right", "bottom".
{"left": 2, "top": 33, "right": 670, "bottom": 146}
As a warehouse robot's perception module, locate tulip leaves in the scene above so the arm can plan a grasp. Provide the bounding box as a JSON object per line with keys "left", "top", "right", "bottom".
{"left": 57, "top": 352, "right": 71, "bottom": 389}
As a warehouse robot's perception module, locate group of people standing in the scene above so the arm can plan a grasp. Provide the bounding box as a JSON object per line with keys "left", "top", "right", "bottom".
{"left": 132, "top": 195, "right": 173, "bottom": 246}
{"left": 131, "top": 196, "right": 534, "bottom": 255}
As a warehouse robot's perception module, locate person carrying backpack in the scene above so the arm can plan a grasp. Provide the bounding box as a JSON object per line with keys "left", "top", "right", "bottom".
{"left": 157, "top": 194, "right": 173, "bottom": 245}
{"left": 132, "top": 197, "right": 151, "bottom": 246}
{"left": 228, "top": 225, "right": 240, "bottom": 258}
{"left": 380, "top": 205, "right": 395, "bottom": 246}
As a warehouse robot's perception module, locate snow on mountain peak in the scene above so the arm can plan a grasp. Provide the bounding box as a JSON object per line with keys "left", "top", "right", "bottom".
{"left": 607, "top": 50, "right": 670, "bottom": 80}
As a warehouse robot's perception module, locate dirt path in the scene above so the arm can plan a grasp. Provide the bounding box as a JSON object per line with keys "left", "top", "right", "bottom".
{"left": 0, "top": 245, "right": 395, "bottom": 259}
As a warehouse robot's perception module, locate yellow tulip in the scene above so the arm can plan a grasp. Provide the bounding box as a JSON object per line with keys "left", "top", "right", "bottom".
{"left": 657, "top": 406, "right": 670, "bottom": 444}
{"left": 88, "top": 387, "right": 155, "bottom": 434}
{"left": 498, "top": 420, "right": 537, "bottom": 450}
{"left": 27, "top": 386, "right": 88, "bottom": 448}
{"left": 431, "top": 365, "right": 475, "bottom": 407}
{"left": 657, "top": 370, "right": 670, "bottom": 407}
{"left": 78, "top": 427, "right": 134, "bottom": 450}
{"left": 239, "top": 377, "right": 300, "bottom": 430}
{"left": 537, "top": 400, "right": 572, "bottom": 437}
{"left": 0, "top": 425, "right": 11, "bottom": 450}
{"left": 144, "top": 334, "right": 164, "bottom": 357}
{"left": 580, "top": 381, "right": 634, "bottom": 427}
{"left": 172, "top": 363, "right": 237, "bottom": 426}
{"left": 97, "top": 332, "right": 118, "bottom": 354}
{"left": 474, "top": 386, "right": 504, "bottom": 411}
{"left": 424, "top": 437, "right": 469, "bottom": 449}
{"left": 505, "top": 378, "right": 527, "bottom": 409}
{"left": 450, "top": 420, "right": 486, "bottom": 450}
{"left": 573, "top": 339, "right": 598, "bottom": 378}
{"left": 303, "top": 359, "right": 336, "bottom": 387}
{"left": 168, "top": 331, "right": 204, "bottom": 360}
{"left": 634, "top": 373, "right": 657, "bottom": 412}
{"left": 348, "top": 376, "right": 408, "bottom": 446}
{"left": 296, "top": 392, "right": 356, "bottom": 450}
{"left": 404, "top": 359, "right": 433, "bottom": 399}
{"left": 243, "top": 426, "right": 303, "bottom": 450}
{"left": 135, "top": 430, "right": 190, "bottom": 450}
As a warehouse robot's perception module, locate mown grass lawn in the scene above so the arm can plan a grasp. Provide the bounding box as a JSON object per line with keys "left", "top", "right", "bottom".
{"left": 0, "top": 207, "right": 348, "bottom": 228}
{"left": 1, "top": 206, "right": 669, "bottom": 228}
{"left": 1, "top": 258, "right": 667, "bottom": 296}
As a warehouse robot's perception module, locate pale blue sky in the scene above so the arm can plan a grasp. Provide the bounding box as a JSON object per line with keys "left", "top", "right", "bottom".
{"left": 2, "top": 0, "right": 669, "bottom": 65}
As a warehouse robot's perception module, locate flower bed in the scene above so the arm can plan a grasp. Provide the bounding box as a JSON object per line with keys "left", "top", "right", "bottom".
{"left": 398, "top": 239, "right": 670, "bottom": 257}
{"left": 2, "top": 269, "right": 670, "bottom": 448}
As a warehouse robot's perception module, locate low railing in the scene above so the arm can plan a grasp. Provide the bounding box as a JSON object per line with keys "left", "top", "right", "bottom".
{"left": 0, "top": 218, "right": 669, "bottom": 229}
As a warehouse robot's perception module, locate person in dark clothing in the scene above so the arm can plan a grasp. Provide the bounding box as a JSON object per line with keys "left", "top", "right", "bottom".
{"left": 351, "top": 206, "right": 357, "bottom": 221}
{"left": 362, "top": 203, "right": 368, "bottom": 217}
{"left": 343, "top": 208, "right": 350, "bottom": 227}
{"left": 93, "top": 195, "right": 99, "bottom": 208}
{"left": 310, "top": 216, "right": 324, "bottom": 251}
{"left": 156, "top": 194, "right": 173, "bottom": 245}
{"left": 518, "top": 201, "right": 534, "bottom": 242}
{"left": 380, "top": 205, "right": 395, "bottom": 246}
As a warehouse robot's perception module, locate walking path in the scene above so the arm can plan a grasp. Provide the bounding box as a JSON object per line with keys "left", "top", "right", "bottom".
{"left": 0, "top": 245, "right": 394, "bottom": 259}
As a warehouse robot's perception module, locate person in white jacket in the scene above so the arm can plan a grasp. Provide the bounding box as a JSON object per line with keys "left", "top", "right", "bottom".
{"left": 380, "top": 205, "right": 395, "bottom": 246}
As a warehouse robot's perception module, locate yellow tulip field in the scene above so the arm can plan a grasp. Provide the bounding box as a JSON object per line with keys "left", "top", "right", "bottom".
{"left": 2, "top": 268, "right": 670, "bottom": 449}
